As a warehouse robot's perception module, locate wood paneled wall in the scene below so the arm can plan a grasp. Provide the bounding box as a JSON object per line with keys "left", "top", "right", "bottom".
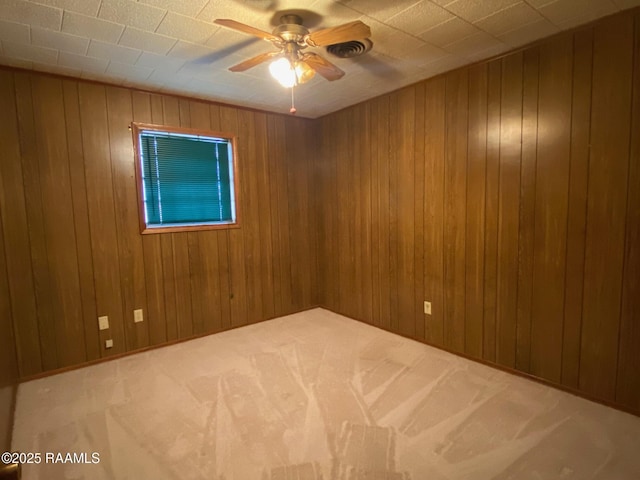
{"left": 0, "top": 205, "right": 18, "bottom": 451}
{"left": 0, "top": 69, "right": 319, "bottom": 378}
{"left": 317, "top": 10, "right": 640, "bottom": 412}
{"left": 1, "top": 8, "right": 638, "bottom": 418}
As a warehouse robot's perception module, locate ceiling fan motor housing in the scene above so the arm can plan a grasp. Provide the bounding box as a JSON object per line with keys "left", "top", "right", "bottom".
{"left": 272, "top": 14, "right": 309, "bottom": 43}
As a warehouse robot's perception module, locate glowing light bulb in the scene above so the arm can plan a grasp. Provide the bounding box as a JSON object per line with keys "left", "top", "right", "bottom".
{"left": 269, "top": 58, "right": 296, "bottom": 88}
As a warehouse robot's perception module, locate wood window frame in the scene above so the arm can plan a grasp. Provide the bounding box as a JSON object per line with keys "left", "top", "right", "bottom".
{"left": 131, "top": 122, "right": 241, "bottom": 234}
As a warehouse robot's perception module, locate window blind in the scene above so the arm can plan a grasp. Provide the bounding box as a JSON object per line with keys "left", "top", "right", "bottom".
{"left": 139, "top": 131, "right": 233, "bottom": 226}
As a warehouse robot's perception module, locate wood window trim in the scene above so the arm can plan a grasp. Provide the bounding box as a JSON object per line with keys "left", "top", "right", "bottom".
{"left": 131, "top": 122, "right": 241, "bottom": 234}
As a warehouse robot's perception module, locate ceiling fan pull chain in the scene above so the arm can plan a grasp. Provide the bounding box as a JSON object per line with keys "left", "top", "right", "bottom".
{"left": 290, "top": 85, "right": 297, "bottom": 115}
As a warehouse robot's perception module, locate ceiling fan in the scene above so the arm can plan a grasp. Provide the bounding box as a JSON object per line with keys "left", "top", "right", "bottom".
{"left": 213, "top": 14, "right": 371, "bottom": 88}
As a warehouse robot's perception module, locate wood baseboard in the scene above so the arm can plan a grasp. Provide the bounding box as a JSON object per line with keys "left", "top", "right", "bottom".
{"left": 19, "top": 305, "right": 321, "bottom": 383}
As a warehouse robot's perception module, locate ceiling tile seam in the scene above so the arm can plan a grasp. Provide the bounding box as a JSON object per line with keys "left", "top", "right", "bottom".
{"left": 520, "top": 0, "right": 561, "bottom": 27}
{"left": 2, "top": 38, "right": 60, "bottom": 65}
{"left": 415, "top": 16, "right": 471, "bottom": 41}
{"left": 55, "top": 3, "right": 63, "bottom": 31}
{"left": 155, "top": 12, "right": 218, "bottom": 47}
{"left": 31, "top": 27, "right": 92, "bottom": 56}
{"left": 194, "top": 0, "right": 211, "bottom": 20}
{"left": 88, "top": 38, "right": 144, "bottom": 64}
{"left": 153, "top": 9, "right": 170, "bottom": 37}
{"left": 520, "top": 0, "right": 623, "bottom": 28}
{"left": 461, "top": 0, "right": 536, "bottom": 25}
{"left": 357, "top": 14, "right": 446, "bottom": 54}
{"left": 380, "top": 0, "right": 426, "bottom": 23}
{"left": 430, "top": 20, "right": 505, "bottom": 53}
{"left": 495, "top": 16, "right": 552, "bottom": 40}
{"left": 521, "top": 0, "right": 555, "bottom": 9}
{"left": 89, "top": 0, "right": 102, "bottom": 17}
{"left": 115, "top": 23, "right": 125, "bottom": 45}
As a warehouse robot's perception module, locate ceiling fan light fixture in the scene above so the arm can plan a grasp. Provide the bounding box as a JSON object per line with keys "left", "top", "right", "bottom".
{"left": 295, "top": 61, "right": 315, "bottom": 84}
{"left": 269, "top": 57, "right": 316, "bottom": 88}
{"left": 269, "top": 57, "right": 297, "bottom": 88}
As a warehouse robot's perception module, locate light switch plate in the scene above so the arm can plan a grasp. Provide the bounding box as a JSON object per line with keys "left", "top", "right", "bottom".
{"left": 134, "top": 309, "right": 144, "bottom": 323}
{"left": 424, "top": 301, "right": 432, "bottom": 315}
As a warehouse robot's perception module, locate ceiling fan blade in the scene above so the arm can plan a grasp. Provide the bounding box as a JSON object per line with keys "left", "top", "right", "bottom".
{"left": 214, "top": 19, "right": 280, "bottom": 42}
{"left": 305, "top": 20, "right": 371, "bottom": 47}
{"left": 301, "top": 52, "right": 345, "bottom": 81}
{"left": 229, "top": 51, "right": 280, "bottom": 72}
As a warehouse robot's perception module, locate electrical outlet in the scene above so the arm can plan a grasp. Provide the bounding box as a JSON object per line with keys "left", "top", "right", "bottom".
{"left": 98, "top": 315, "right": 109, "bottom": 330}
{"left": 134, "top": 309, "right": 144, "bottom": 323}
{"left": 105, "top": 339, "right": 113, "bottom": 349}
{"left": 424, "top": 301, "right": 432, "bottom": 315}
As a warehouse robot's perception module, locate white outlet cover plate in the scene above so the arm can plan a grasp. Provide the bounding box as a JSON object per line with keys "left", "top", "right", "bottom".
{"left": 98, "top": 316, "right": 109, "bottom": 330}
{"left": 134, "top": 309, "right": 144, "bottom": 323}
{"left": 105, "top": 339, "right": 113, "bottom": 348}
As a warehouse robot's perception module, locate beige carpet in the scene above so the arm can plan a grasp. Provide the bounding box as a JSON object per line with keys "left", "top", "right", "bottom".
{"left": 12, "top": 308, "right": 640, "bottom": 479}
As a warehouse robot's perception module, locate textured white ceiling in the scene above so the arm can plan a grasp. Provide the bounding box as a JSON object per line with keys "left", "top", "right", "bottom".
{"left": 0, "top": 0, "right": 638, "bottom": 118}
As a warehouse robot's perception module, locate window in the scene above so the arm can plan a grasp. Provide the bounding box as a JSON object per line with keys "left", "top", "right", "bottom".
{"left": 131, "top": 123, "right": 239, "bottom": 234}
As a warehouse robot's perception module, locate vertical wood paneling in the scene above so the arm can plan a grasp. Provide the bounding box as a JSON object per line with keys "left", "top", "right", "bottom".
{"left": 285, "top": 117, "right": 313, "bottom": 312}
{"left": 1, "top": 68, "right": 317, "bottom": 378}
{"left": 266, "top": 115, "right": 290, "bottom": 315}
{"left": 397, "top": 87, "right": 416, "bottom": 337}
{"left": 530, "top": 37, "right": 573, "bottom": 383}
{"left": 132, "top": 91, "right": 167, "bottom": 346}
{"left": 220, "top": 106, "right": 248, "bottom": 326}
{"left": 0, "top": 71, "right": 42, "bottom": 376}
{"left": 238, "top": 109, "right": 262, "bottom": 322}
{"left": 78, "top": 82, "right": 127, "bottom": 357}
{"left": 388, "top": 92, "right": 400, "bottom": 332}
{"left": 15, "top": 73, "right": 58, "bottom": 370}
{"left": 161, "top": 232, "right": 179, "bottom": 341}
{"left": 368, "top": 99, "right": 381, "bottom": 327}
{"left": 466, "top": 64, "right": 488, "bottom": 358}
{"left": 31, "top": 76, "right": 85, "bottom": 368}
{"left": 335, "top": 110, "right": 352, "bottom": 317}
{"left": 444, "top": 70, "right": 468, "bottom": 353}
{"left": 352, "top": 106, "right": 363, "bottom": 320}
{"left": 580, "top": 14, "right": 633, "bottom": 400}
{"left": 483, "top": 61, "right": 502, "bottom": 363}
{"left": 413, "top": 83, "right": 426, "bottom": 341}
{"left": 0, "top": 203, "right": 19, "bottom": 452}
{"left": 615, "top": 11, "right": 640, "bottom": 411}
{"left": 561, "top": 30, "right": 593, "bottom": 388}
{"left": 106, "top": 86, "right": 149, "bottom": 351}
{"left": 515, "top": 48, "right": 539, "bottom": 373}
{"left": 359, "top": 103, "right": 374, "bottom": 324}
{"left": 376, "top": 96, "right": 391, "bottom": 330}
{"left": 316, "top": 118, "right": 331, "bottom": 309}
{"left": 254, "top": 112, "right": 276, "bottom": 320}
{"left": 423, "top": 78, "right": 446, "bottom": 346}
{"left": 316, "top": 7, "right": 640, "bottom": 413}
{"left": 495, "top": 53, "right": 523, "bottom": 368}
{"left": 63, "top": 80, "right": 101, "bottom": 361}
